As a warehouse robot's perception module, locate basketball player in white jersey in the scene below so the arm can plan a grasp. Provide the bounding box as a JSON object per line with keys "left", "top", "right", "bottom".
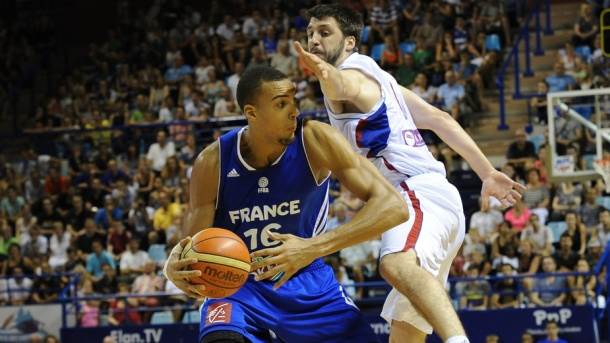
{"left": 251, "top": 4, "right": 525, "bottom": 343}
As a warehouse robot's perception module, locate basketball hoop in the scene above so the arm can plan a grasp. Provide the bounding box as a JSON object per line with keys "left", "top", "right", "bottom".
{"left": 594, "top": 158, "right": 610, "bottom": 192}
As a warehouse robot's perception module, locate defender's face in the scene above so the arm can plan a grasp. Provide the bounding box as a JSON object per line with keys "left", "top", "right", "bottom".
{"left": 307, "top": 17, "right": 347, "bottom": 66}
{"left": 254, "top": 79, "right": 300, "bottom": 146}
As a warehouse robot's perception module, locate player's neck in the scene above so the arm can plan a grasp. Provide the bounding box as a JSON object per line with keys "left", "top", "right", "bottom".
{"left": 334, "top": 51, "right": 354, "bottom": 68}
{"left": 241, "top": 128, "right": 286, "bottom": 169}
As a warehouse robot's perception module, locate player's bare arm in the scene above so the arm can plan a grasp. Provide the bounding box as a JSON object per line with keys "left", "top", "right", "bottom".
{"left": 251, "top": 120, "right": 408, "bottom": 288}
{"left": 294, "top": 41, "right": 380, "bottom": 114}
{"left": 399, "top": 85, "right": 526, "bottom": 210}
{"left": 163, "top": 142, "right": 219, "bottom": 298}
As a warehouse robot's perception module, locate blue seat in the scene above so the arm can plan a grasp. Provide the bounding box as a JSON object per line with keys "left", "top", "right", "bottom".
{"left": 596, "top": 196, "right": 610, "bottom": 211}
{"left": 574, "top": 105, "right": 593, "bottom": 120}
{"left": 547, "top": 221, "right": 567, "bottom": 243}
{"left": 371, "top": 43, "right": 385, "bottom": 62}
{"left": 151, "top": 310, "right": 174, "bottom": 324}
{"left": 528, "top": 134, "right": 545, "bottom": 153}
{"left": 485, "top": 34, "right": 501, "bottom": 52}
{"left": 399, "top": 41, "right": 416, "bottom": 54}
{"left": 182, "top": 310, "right": 200, "bottom": 324}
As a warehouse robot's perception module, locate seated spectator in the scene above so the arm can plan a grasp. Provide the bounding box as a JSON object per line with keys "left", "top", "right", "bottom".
{"left": 410, "top": 73, "right": 436, "bottom": 104}
{"left": 62, "top": 247, "right": 86, "bottom": 274}
{"left": 101, "top": 159, "right": 130, "bottom": 189}
{"left": 132, "top": 262, "right": 164, "bottom": 309}
{"left": 30, "top": 261, "right": 60, "bottom": 304}
{"left": 530, "top": 256, "right": 567, "bottom": 307}
{"left": 490, "top": 263, "right": 521, "bottom": 309}
{"left": 120, "top": 237, "right": 150, "bottom": 276}
{"left": 380, "top": 35, "right": 401, "bottom": 70}
{"left": 213, "top": 87, "right": 240, "bottom": 117}
{"left": 299, "top": 84, "right": 322, "bottom": 112}
{"left": 247, "top": 46, "right": 269, "bottom": 69}
{"left": 530, "top": 81, "right": 549, "bottom": 124}
{"left": 36, "top": 197, "right": 61, "bottom": 232}
{"left": 545, "top": 62, "right": 576, "bottom": 92}
{"left": 184, "top": 91, "right": 209, "bottom": 121}
{"left": 64, "top": 195, "right": 94, "bottom": 232}
{"left": 75, "top": 218, "right": 106, "bottom": 257}
{"left": 94, "top": 263, "right": 119, "bottom": 294}
{"left": 108, "top": 284, "right": 142, "bottom": 326}
{"left": 551, "top": 182, "right": 582, "bottom": 221}
{"left": 517, "top": 239, "right": 541, "bottom": 275}
{"left": 326, "top": 203, "right": 349, "bottom": 231}
{"left": 49, "top": 221, "right": 71, "bottom": 269}
{"left": 410, "top": 12, "right": 442, "bottom": 51}
{"left": 107, "top": 221, "right": 129, "bottom": 257}
{"left": 539, "top": 321, "right": 568, "bottom": 343}
{"left": 94, "top": 196, "right": 123, "bottom": 230}
{"left": 455, "top": 264, "right": 490, "bottom": 310}
{"left": 369, "top": 0, "right": 399, "bottom": 44}
{"left": 395, "top": 54, "right": 417, "bottom": 87}
{"left": 572, "top": 3, "right": 598, "bottom": 49}
{"left": 568, "top": 258, "right": 595, "bottom": 305}
{"left": 0, "top": 224, "right": 19, "bottom": 261}
{"left": 563, "top": 212, "right": 587, "bottom": 256}
{"left": 436, "top": 71, "right": 465, "bottom": 121}
{"left": 435, "top": 31, "right": 457, "bottom": 63}
{"left": 506, "top": 129, "right": 537, "bottom": 179}
{"left": 271, "top": 40, "right": 297, "bottom": 78}
{"left": 553, "top": 234, "right": 579, "bottom": 272}
{"left": 521, "top": 214, "right": 553, "bottom": 256}
{"left": 596, "top": 210, "right": 610, "bottom": 245}
{"left": 504, "top": 199, "right": 531, "bottom": 232}
{"left": 153, "top": 191, "right": 182, "bottom": 232}
{"left": 0, "top": 186, "right": 25, "bottom": 222}
{"left": 557, "top": 42, "right": 577, "bottom": 74}
{"left": 462, "top": 228, "right": 487, "bottom": 258}
{"left": 147, "top": 130, "right": 176, "bottom": 173}
{"left": 21, "top": 225, "right": 48, "bottom": 259}
{"left": 6, "top": 267, "right": 32, "bottom": 305}
{"left": 44, "top": 167, "right": 69, "bottom": 196}
{"left": 86, "top": 240, "right": 116, "bottom": 280}
{"left": 580, "top": 187, "right": 602, "bottom": 228}
{"left": 491, "top": 222, "right": 520, "bottom": 270}
{"left": 522, "top": 169, "right": 550, "bottom": 224}
{"left": 164, "top": 55, "right": 193, "bottom": 84}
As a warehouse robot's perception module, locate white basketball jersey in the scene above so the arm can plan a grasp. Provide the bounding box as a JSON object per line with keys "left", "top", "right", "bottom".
{"left": 324, "top": 53, "right": 446, "bottom": 186}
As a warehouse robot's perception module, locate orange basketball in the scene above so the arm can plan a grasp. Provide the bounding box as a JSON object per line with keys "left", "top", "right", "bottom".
{"left": 181, "top": 228, "right": 250, "bottom": 298}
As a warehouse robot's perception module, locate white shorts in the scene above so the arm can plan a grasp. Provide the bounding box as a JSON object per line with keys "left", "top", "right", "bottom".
{"left": 380, "top": 173, "right": 466, "bottom": 334}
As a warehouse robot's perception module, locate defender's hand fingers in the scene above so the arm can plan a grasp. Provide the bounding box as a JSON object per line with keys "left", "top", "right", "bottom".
{"left": 251, "top": 256, "right": 283, "bottom": 272}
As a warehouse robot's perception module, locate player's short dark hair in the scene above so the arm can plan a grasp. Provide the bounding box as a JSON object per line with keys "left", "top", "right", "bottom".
{"left": 307, "top": 4, "right": 363, "bottom": 47}
{"left": 236, "top": 66, "right": 287, "bottom": 110}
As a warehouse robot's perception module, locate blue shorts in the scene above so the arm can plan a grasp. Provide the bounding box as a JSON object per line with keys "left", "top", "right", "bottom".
{"left": 199, "top": 259, "right": 379, "bottom": 343}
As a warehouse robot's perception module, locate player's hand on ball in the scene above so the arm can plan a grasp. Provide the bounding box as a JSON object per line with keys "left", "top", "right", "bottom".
{"left": 481, "top": 170, "right": 527, "bottom": 210}
{"left": 163, "top": 237, "right": 207, "bottom": 298}
{"left": 250, "top": 231, "right": 316, "bottom": 290}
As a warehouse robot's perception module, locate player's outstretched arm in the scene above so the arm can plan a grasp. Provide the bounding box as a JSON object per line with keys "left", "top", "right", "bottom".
{"left": 163, "top": 142, "right": 219, "bottom": 298}
{"left": 251, "top": 121, "right": 408, "bottom": 288}
{"left": 293, "top": 41, "right": 380, "bottom": 113}
{"left": 400, "top": 85, "right": 526, "bottom": 210}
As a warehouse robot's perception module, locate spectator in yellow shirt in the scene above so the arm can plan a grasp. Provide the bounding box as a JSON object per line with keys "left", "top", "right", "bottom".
{"left": 152, "top": 191, "right": 181, "bottom": 232}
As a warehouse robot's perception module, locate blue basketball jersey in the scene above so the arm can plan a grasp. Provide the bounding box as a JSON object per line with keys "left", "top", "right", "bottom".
{"left": 214, "top": 119, "right": 330, "bottom": 252}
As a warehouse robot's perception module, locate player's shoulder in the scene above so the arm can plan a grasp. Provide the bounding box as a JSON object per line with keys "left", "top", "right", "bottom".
{"left": 193, "top": 140, "right": 220, "bottom": 172}
{"left": 302, "top": 119, "right": 337, "bottom": 144}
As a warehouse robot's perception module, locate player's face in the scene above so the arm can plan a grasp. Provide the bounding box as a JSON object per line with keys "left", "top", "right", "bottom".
{"left": 307, "top": 17, "right": 351, "bottom": 66}
{"left": 254, "top": 79, "right": 299, "bottom": 145}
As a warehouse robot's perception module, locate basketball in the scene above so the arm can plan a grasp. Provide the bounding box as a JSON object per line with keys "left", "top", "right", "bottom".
{"left": 181, "top": 228, "right": 251, "bottom": 298}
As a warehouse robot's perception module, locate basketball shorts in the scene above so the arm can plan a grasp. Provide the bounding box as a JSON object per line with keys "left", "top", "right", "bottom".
{"left": 380, "top": 173, "right": 466, "bottom": 334}
{"left": 199, "top": 259, "right": 379, "bottom": 343}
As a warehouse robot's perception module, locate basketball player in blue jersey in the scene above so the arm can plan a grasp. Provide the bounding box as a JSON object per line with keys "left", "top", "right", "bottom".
{"left": 163, "top": 66, "right": 411, "bottom": 343}
{"left": 250, "top": 4, "right": 526, "bottom": 343}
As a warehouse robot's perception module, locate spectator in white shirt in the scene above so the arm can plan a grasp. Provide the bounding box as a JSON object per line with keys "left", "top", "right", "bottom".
{"left": 470, "top": 199, "right": 504, "bottom": 244}
{"left": 6, "top": 267, "right": 32, "bottom": 305}
{"left": 521, "top": 214, "right": 553, "bottom": 255}
{"left": 120, "top": 238, "right": 150, "bottom": 276}
{"left": 214, "top": 88, "right": 240, "bottom": 117}
{"left": 49, "top": 221, "right": 71, "bottom": 270}
{"left": 21, "top": 225, "right": 48, "bottom": 259}
{"left": 216, "top": 15, "right": 239, "bottom": 41}
{"left": 146, "top": 130, "right": 175, "bottom": 172}
{"left": 242, "top": 10, "right": 265, "bottom": 40}
{"left": 226, "top": 62, "right": 244, "bottom": 101}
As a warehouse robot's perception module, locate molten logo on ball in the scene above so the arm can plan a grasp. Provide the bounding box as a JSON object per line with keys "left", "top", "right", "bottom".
{"left": 203, "top": 265, "right": 247, "bottom": 283}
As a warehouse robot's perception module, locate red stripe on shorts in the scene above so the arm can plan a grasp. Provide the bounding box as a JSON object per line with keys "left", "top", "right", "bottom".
{"left": 400, "top": 181, "right": 423, "bottom": 250}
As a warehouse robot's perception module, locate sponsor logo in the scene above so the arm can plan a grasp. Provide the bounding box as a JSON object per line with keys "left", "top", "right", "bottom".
{"left": 533, "top": 308, "right": 572, "bottom": 326}
{"left": 110, "top": 329, "right": 162, "bottom": 343}
{"left": 227, "top": 169, "right": 240, "bottom": 178}
{"left": 402, "top": 129, "right": 426, "bottom": 147}
{"left": 258, "top": 177, "right": 269, "bottom": 193}
{"left": 206, "top": 303, "right": 232, "bottom": 325}
{"left": 202, "top": 266, "right": 246, "bottom": 283}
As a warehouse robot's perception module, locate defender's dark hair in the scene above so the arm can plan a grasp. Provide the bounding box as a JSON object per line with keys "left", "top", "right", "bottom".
{"left": 307, "top": 4, "right": 363, "bottom": 48}
{"left": 236, "top": 66, "right": 287, "bottom": 110}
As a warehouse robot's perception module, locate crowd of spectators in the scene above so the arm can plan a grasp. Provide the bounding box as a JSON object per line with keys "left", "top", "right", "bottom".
{"left": 0, "top": 0, "right": 609, "bottom": 332}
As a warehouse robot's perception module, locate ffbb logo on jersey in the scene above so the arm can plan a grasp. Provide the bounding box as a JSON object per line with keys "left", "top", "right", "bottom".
{"left": 258, "top": 177, "right": 269, "bottom": 193}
